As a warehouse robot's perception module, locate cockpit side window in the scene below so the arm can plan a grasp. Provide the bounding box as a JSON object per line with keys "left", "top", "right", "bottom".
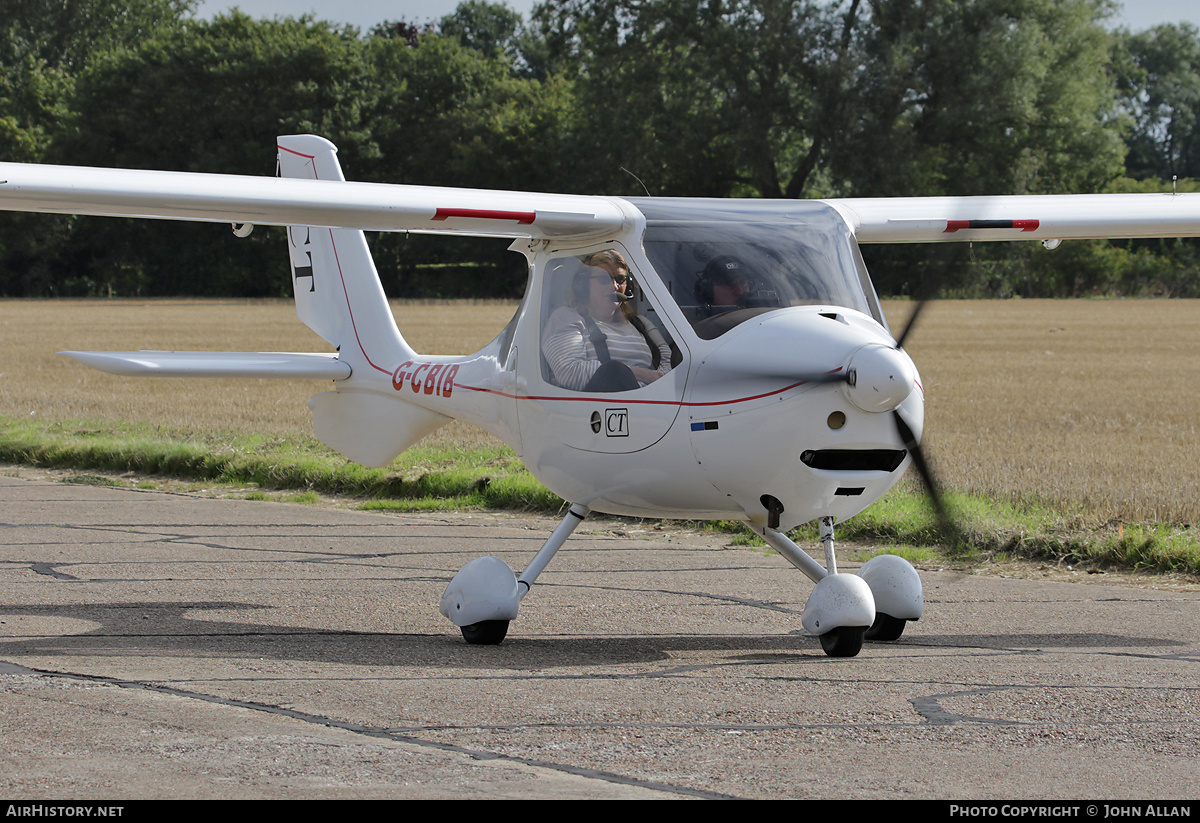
{"left": 540, "top": 249, "right": 679, "bottom": 393}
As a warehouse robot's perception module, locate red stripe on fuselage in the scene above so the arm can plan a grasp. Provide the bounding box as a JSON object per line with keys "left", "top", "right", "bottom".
{"left": 457, "top": 378, "right": 825, "bottom": 408}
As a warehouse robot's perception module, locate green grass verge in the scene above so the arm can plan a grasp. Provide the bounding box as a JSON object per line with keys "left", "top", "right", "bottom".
{"left": 0, "top": 416, "right": 563, "bottom": 513}
{"left": 743, "top": 485, "right": 1200, "bottom": 576}
{"left": 2, "top": 415, "right": 1196, "bottom": 576}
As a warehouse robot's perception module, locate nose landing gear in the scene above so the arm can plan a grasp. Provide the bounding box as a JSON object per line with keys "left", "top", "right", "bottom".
{"left": 752, "top": 515, "right": 923, "bottom": 657}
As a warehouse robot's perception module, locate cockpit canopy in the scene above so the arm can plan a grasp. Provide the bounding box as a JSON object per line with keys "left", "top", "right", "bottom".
{"left": 631, "top": 198, "right": 885, "bottom": 340}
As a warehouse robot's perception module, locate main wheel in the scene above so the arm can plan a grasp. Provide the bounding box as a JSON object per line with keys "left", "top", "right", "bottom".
{"left": 819, "top": 625, "right": 865, "bottom": 657}
{"left": 461, "top": 620, "right": 509, "bottom": 645}
{"left": 865, "top": 612, "right": 907, "bottom": 642}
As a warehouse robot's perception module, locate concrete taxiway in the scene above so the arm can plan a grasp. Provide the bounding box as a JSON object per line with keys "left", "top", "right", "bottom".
{"left": 1, "top": 473, "right": 1198, "bottom": 799}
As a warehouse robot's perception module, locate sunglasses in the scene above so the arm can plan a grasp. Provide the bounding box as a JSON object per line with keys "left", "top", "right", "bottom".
{"left": 590, "top": 273, "right": 629, "bottom": 285}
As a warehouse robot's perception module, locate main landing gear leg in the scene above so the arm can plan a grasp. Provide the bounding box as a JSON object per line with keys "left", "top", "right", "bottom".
{"left": 440, "top": 503, "right": 590, "bottom": 645}
{"left": 517, "top": 503, "right": 590, "bottom": 600}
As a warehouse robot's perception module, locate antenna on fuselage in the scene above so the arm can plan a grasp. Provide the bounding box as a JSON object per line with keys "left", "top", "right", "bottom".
{"left": 620, "top": 167, "right": 651, "bottom": 197}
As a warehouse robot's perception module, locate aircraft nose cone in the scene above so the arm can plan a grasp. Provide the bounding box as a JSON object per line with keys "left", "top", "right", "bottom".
{"left": 844, "top": 344, "right": 916, "bottom": 413}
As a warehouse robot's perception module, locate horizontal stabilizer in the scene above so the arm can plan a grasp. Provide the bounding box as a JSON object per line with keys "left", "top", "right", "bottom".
{"left": 61, "top": 351, "right": 351, "bottom": 379}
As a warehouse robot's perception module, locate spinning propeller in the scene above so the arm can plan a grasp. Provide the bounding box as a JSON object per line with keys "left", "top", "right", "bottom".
{"left": 888, "top": 301, "right": 961, "bottom": 548}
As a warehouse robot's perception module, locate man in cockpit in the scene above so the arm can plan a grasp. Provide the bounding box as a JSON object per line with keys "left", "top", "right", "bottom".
{"left": 695, "top": 255, "right": 752, "bottom": 314}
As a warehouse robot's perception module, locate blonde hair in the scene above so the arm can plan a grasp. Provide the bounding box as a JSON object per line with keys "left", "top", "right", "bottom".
{"left": 578, "top": 250, "right": 637, "bottom": 319}
{"left": 581, "top": 250, "right": 628, "bottom": 274}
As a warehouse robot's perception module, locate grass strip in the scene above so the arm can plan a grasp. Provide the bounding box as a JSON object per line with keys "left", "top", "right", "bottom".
{"left": 0, "top": 416, "right": 562, "bottom": 512}
{"left": 2, "top": 415, "right": 1196, "bottom": 576}
{"left": 778, "top": 485, "right": 1200, "bottom": 576}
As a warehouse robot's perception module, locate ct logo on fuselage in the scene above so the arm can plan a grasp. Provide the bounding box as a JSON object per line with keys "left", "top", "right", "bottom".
{"left": 392, "top": 360, "right": 459, "bottom": 398}
{"left": 605, "top": 408, "right": 629, "bottom": 437}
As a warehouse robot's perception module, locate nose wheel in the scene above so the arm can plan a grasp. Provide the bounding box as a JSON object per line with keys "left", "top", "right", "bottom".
{"left": 461, "top": 620, "right": 510, "bottom": 645}
{"left": 819, "top": 625, "right": 866, "bottom": 657}
{"left": 864, "top": 612, "right": 907, "bottom": 641}
{"left": 753, "top": 516, "right": 923, "bottom": 657}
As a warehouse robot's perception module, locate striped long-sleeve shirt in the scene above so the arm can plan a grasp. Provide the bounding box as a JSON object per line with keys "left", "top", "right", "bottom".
{"left": 542, "top": 306, "right": 672, "bottom": 391}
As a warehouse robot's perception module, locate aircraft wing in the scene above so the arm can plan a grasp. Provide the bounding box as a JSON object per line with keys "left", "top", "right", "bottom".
{"left": 824, "top": 194, "right": 1200, "bottom": 243}
{"left": 6, "top": 157, "right": 1200, "bottom": 244}
{"left": 0, "top": 161, "right": 627, "bottom": 239}
{"left": 60, "top": 351, "right": 351, "bottom": 379}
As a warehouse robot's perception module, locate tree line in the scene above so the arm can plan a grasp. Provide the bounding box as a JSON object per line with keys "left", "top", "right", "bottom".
{"left": 2, "top": 0, "right": 1200, "bottom": 298}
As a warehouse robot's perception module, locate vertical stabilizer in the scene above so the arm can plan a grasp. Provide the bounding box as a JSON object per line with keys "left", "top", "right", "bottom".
{"left": 277, "top": 134, "right": 415, "bottom": 381}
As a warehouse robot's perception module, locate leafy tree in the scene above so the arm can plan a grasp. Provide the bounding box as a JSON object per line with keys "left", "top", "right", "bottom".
{"left": 836, "top": 0, "right": 1127, "bottom": 197}
{"left": 0, "top": 0, "right": 195, "bottom": 164}
{"left": 58, "top": 13, "right": 373, "bottom": 174}
{"left": 440, "top": 0, "right": 521, "bottom": 59}
{"left": 0, "top": 56, "right": 69, "bottom": 163}
{"left": 363, "top": 30, "right": 573, "bottom": 191}
{"left": 1117, "top": 23, "right": 1200, "bottom": 181}
{"left": 535, "top": 0, "right": 1124, "bottom": 201}
{"left": 439, "top": 1, "right": 552, "bottom": 79}
{"left": 534, "top": 0, "right": 859, "bottom": 197}
{"left": 44, "top": 13, "right": 377, "bottom": 296}
{"left": 362, "top": 28, "right": 575, "bottom": 295}
{"left": 0, "top": 0, "right": 194, "bottom": 73}
{"left": 0, "top": 0, "right": 194, "bottom": 295}
{"left": 848, "top": 0, "right": 1130, "bottom": 297}
{"left": 12, "top": 12, "right": 567, "bottom": 297}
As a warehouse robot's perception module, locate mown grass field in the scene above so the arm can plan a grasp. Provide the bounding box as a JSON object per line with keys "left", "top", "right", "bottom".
{"left": 894, "top": 299, "right": 1200, "bottom": 526}
{"left": 0, "top": 297, "right": 511, "bottom": 448}
{"left": 2, "top": 298, "right": 1198, "bottom": 570}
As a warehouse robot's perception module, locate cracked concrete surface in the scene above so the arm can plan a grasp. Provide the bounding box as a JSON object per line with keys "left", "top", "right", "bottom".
{"left": 2, "top": 474, "right": 1198, "bottom": 799}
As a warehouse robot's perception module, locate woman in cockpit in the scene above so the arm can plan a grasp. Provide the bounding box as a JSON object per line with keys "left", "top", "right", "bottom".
{"left": 542, "top": 251, "right": 672, "bottom": 392}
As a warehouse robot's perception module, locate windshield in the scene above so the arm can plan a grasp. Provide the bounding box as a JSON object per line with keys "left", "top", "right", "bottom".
{"left": 632, "top": 199, "right": 884, "bottom": 340}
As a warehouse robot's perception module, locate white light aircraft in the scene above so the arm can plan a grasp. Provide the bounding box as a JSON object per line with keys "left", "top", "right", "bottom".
{"left": 3, "top": 135, "right": 1199, "bottom": 656}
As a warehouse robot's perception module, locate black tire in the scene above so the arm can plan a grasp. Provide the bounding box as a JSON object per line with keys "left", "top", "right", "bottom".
{"left": 819, "top": 625, "right": 865, "bottom": 657}
{"left": 865, "top": 612, "right": 907, "bottom": 642}
{"left": 461, "top": 620, "right": 509, "bottom": 645}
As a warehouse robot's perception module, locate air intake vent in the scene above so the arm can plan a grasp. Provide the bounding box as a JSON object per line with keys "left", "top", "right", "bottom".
{"left": 800, "top": 449, "right": 908, "bottom": 472}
